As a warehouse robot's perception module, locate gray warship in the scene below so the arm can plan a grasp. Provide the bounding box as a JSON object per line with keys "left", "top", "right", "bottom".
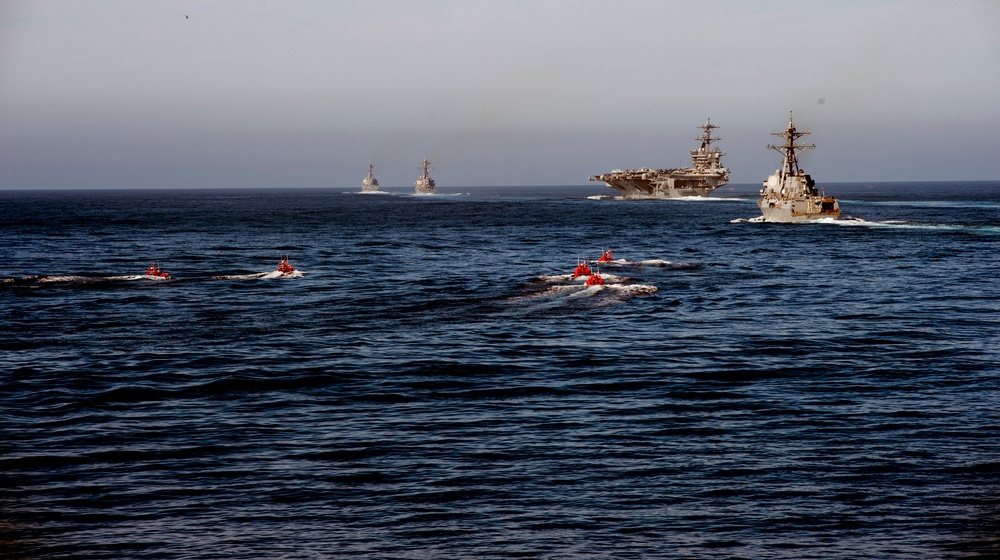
{"left": 361, "top": 162, "right": 379, "bottom": 192}
{"left": 414, "top": 158, "right": 436, "bottom": 194}
{"left": 758, "top": 112, "right": 840, "bottom": 222}
{"left": 590, "top": 118, "right": 729, "bottom": 198}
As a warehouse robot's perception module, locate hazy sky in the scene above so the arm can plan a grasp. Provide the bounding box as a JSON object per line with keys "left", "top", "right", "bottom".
{"left": 1, "top": 0, "right": 998, "bottom": 189}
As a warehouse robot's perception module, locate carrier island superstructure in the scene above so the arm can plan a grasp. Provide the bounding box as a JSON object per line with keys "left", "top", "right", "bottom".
{"left": 590, "top": 119, "right": 729, "bottom": 198}
{"left": 757, "top": 112, "right": 840, "bottom": 222}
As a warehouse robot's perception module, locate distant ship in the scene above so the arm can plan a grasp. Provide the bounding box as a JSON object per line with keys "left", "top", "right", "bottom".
{"left": 414, "top": 158, "right": 436, "bottom": 194}
{"left": 758, "top": 112, "right": 840, "bottom": 222}
{"left": 361, "top": 163, "right": 379, "bottom": 192}
{"left": 590, "top": 118, "right": 729, "bottom": 198}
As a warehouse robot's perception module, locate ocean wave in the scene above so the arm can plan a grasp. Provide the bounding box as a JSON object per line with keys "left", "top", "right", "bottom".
{"left": 831, "top": 218, "right": 1000, "bottom": 234}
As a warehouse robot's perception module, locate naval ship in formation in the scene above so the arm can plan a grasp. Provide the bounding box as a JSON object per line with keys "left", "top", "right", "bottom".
{"left": 358, "top": 160, "right": 438, "bottom": 194}
{"left": 758, "top": 112, "right": 840, "bottom": 222}
{"left": 357, "top": 112, "right": 842, "bottom": 221}
{"left": 590, "top": 118, "right": 730, "bottom": 198}
{"left": 361, "top": 163, "right": 379, "bottom": 192}
{"left": 414, "top": 158, "right": 436, "bottom": 194}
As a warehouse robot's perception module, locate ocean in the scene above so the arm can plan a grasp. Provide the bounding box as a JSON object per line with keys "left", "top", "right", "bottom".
{"left": 2, "top": 181, "right": 998, "bottom": 559}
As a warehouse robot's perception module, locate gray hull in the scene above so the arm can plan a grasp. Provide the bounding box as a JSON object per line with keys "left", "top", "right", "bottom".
{"left": 592, "top": 170, "right": 729, "bottom": 199}
{"left": 757, "top": 199, "right": 840, "bottom": 222}
{"left": 414, "top": 179, "right": 435, "bottom": 194}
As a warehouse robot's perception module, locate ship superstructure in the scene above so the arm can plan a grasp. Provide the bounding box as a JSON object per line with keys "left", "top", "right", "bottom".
{"left": 758, "top": 112, "right": 840, "bottom": 222}
{"left": 590, "top": 119, "right": 730, "bottom": 198}
{"left": 361, "top": 162, "right": 380, "bottom": 192}
{"left": 414, "top": 158, "right": 436, "bottom": 194}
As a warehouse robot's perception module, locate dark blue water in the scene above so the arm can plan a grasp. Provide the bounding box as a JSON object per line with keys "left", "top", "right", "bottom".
{"left": 2, "top": 182, "right": 999, "bottom": 559}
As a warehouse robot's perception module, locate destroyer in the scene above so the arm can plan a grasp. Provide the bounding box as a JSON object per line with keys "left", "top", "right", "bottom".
{"left": 361, "top": 162, "right": 379, "bottom": 192}
{"left": 590, "top": 118, "right": 729, "bottom": 198}
{"left": 414, "top": 158, "right": 436, "bottom": 194}
{"left": 758, "top": 112, "right": 840, "bottom": 222}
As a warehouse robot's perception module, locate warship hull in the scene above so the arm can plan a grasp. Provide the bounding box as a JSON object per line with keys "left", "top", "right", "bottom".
{"left": 591, "top": 119, "right": 729, "bottom": 199}
{"left": 758, "top": 197, "right": 840, "bottom": 222}
{"left": 592, "top": 169, "right": 729, "bottom": 198}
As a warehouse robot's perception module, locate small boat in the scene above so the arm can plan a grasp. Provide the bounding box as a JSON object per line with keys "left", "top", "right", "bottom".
{"left": 573, "top": 260, "right": 592, "bottom": 278}
{"left": 586, "top": 272, "right": 605, "bottom": 286}
{"left": 277, "top": 256, "right": 295, "bottom": 274}
{"left": 145, "top": 262, "right": 170, "bottom": 278}
{"left": 597, "top": 248, "right": 614, "bottom": 263}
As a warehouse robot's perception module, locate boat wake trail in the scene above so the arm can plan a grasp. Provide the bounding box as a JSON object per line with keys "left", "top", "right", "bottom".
{"left": 538, "top": 272, "right": 628, "bottom": 284}
{"left": 210, "top": 272, "right": 271, "bottom": 280}
{"left": 508, "top": 282, "right": 658, "bottom": 309}
{"left": 210, "top": 270, "right": 304, "bottom": 280}
{"left": 595, "top": 258, "right": 700, "bottom": 269}
{"left": 263, "top": 270, "right": 305, "bottom": 278}
{"left": 1, "top": 275, "right": 150, "bottom": 288}
{"left": 3, "top": 269, "right": 306, "bottom": 288}
{"left": 731, "top": 215, "right": 1000, "bottom": 234}
{"left": 509, "top": 268, "right": 657, "bottom": 309}
{"left": 730, "top": 216, "right": 838, "bottom": 224}
{"left": 831, "top": 218, "right": 1000, "bottom": 234}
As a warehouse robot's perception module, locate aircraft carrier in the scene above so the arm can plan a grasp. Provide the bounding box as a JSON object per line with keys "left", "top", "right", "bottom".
{"left": 590, "top": 119, "right": 729, "bottom": 198}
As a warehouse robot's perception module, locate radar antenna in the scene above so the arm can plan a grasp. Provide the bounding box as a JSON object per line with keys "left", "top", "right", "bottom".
{"left": 767, "top": 110, "right": 814, "bottom": 175}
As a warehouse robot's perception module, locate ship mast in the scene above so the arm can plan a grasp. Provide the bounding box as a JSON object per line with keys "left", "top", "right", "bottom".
{"left": 419, "top": 158, "right": 432, "bottom": 179}
{"left": 367, "top": 162, "right": 376, "bottom": 180}
{"left": 767, "top": 110, "right": 814, "bottom": 176}
{"left": 691, "top": 117, "right": 725, "bottom": 171}
{"left": 697, "top": 118, "right": 721, "bottom": 151}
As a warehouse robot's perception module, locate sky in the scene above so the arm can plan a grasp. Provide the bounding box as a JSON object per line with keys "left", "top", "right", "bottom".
{"left": 1, "top": 0, "right": 998, "bottom": 189}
